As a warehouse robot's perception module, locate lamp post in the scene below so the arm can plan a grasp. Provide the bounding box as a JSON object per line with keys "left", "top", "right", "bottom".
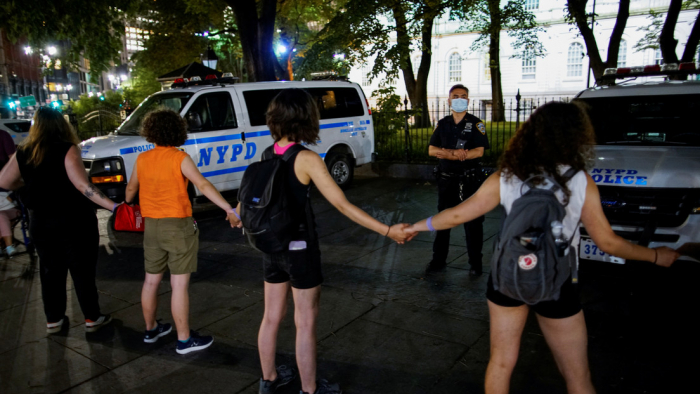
{"left": 202, "top": 45, "right": 219, "bottom": 70}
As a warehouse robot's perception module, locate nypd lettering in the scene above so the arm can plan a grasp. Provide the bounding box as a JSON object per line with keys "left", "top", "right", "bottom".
{"left": 197, "top": 142, "right": 257, "bottom": 167}
{"left": 590, "top": 168, "right": 647, "bottom": 185}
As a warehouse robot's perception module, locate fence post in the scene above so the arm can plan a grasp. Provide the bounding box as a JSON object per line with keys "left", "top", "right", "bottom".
{"left": 403, "top": 96, "right": 410, "bottom": 163}
{"left": 515, "top": 89, "right": 522, "bottom": 130}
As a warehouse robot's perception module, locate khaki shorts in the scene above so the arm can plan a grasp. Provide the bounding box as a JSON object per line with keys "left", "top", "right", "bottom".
{"left": 143, "top": 217, "right": 198, "bottom": 275}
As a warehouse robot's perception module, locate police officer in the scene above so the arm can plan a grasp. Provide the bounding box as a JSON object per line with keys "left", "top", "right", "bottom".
{"left": 426, "top": 84, "right": 489, "bottom": 276}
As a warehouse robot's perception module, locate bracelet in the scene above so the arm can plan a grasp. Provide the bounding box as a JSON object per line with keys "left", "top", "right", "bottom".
{"left": 112, "top": 203, "right": 117, "bottom": 212}
{"left": 653, "top": 249, "right": 658, "bottom": 264}
{"left": 384, "top": 225, "right": 391, "bottom": 237}
{"left": 230, "top": 208, "right": 241, "bottom": 220}
{"left": 427, "top": 216, "right": 436, "bottom": 232}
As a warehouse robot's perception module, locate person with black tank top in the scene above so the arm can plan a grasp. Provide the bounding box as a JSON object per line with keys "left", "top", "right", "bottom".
{"left": 0, "top": 107, "right": 119, "bottom": 334}
{"left": 229, "top": 89, "right": 414, "bottom": 394}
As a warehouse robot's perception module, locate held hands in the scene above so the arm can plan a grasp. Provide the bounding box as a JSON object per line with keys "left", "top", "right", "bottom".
{"left": 387, "top": 223, "right": 418, "bottom": 244}
{"left": 226, "top": 210, "right": 242, "bottom": 228}
{"left": 654, "top": 246, "right": 680, "bottom": 268}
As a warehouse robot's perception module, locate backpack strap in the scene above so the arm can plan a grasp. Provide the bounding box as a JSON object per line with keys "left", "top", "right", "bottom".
{"left": 280, "top": 144, "right": 307, "bottom": 162}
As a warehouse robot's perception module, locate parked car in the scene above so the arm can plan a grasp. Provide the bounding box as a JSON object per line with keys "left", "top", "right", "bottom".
{"left": 0, "top": 119, "right": 31, "bottom": 145}
{"left": 574, "top": 64, "right": 700, "bottom": 264}
{"left": 80, "top": 77, "right": 376, "bottom": 202}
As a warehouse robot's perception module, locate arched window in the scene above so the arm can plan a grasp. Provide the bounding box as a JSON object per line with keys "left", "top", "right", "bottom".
{"left": 448, "top": 52, "right": 461, "bottom": 82}
{"left": 522, "top": 50, "right": 536, "bottom": 80}
{"left": 618, "top": 40, "right": 627, "bottom": 67}
{"left": 567, "top": 43, "right": 584, "bottom": 77}
{"left": 361, "top": 64, "right": 370, "bottom": 87}
{"left": 413, "top": 56, "right": 421, "bottom": 76}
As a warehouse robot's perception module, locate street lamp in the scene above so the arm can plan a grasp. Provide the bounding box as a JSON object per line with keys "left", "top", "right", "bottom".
{"left": 202, "top": 45, "right": 218, "bottom": 69}
{"left": 47, "top": 46, "right": 57, "bottom": 56}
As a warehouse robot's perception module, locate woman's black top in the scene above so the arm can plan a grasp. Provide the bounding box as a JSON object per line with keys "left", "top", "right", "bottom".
{"left": 16, "top": 141, "right": 94, "bottom": 219}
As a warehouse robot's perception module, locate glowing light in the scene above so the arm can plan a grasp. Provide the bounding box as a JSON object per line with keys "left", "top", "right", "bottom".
{"left": 66, "top": 84, "right": 73, "bottom": 91}
{"left": 333, "top": 53, "right": 345, "bottom": 60}
{"left": 120, "top": 74, "right": 127, "bottom": 81}
{"left": 47, "top": 46, "right": 57, "bottom": 55}
{"left": 108, "top": 74, "right": 115, "bottom": 81}
{"left": 24, "top": 46, "right": 32, "bottom": 55}
{"left": 8, "top": 102, "right": 16, "bottom": 109}
{"left": 51, "top": 101, "right": 60, "bottom": 108}
{"left": 276, "top": 44, "right": 287, "bottom": 54}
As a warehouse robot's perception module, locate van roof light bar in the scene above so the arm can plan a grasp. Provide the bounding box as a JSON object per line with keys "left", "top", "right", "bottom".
{"left": 600, "top": 62, "right": 700, "bottom": 85}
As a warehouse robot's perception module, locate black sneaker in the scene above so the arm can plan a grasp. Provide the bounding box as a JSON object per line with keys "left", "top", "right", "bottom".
{"left": 85, "top": 314, "right": 113, "bottom": 333}
{"left": 176, "top": 331, "right": 214, "bottom": 354}
{"left": 259, "top": 365, "right": 297, "bottom": 394}
{"left": 424, "top": 260, "right": 447, "bottom": 274}
{"left": 144, "top": 321, "right": 172, "bottom": 343}
{"left": 301, "top": 379, "right": 342, "bottom": 394}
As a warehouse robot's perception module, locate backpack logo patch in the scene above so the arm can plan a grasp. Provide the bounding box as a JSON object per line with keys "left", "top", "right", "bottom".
{"left": 518, "top": 254, "right": 538, "bottom": 270}
{"left": 252, "top": 197, "right": 261, "bottom": 203}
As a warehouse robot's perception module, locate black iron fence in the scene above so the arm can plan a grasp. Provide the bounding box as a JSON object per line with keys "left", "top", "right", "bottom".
{"left": 372, "top": 96, "right": 571, "bottom": 166}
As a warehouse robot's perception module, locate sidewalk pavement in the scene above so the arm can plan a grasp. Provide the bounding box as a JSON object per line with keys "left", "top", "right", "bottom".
{"left": 0, "top": 176, "right": 698, "bottom": 394}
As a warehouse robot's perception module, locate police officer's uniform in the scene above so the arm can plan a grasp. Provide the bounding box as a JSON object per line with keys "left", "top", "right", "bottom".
{"left": 428, "top": 113, "right": 490, "bottom": 273}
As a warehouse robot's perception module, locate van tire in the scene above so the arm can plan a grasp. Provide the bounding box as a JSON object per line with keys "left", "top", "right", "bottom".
{"left": 326, "top": 154, "right": 353, "bottom": 189}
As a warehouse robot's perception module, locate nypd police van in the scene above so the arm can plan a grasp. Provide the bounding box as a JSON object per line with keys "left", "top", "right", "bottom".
{"left": 80, "top": 78, "right": 375, "bottom": 201}
{"left": 574, "top": 64, "right": 700, "bottom": 264}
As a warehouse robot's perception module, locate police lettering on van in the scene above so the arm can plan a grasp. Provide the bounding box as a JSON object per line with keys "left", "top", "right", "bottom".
{"left": 80, "top": 80, "right": 375, "bottom": 202}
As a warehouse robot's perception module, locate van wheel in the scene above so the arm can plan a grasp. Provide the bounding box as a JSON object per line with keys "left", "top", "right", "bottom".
{"left": 326, "top": 154, "right": 353, "bottom": 189}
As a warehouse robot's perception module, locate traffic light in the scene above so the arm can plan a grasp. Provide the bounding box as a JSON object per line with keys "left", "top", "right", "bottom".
{"left": 99, "top": 96, "right": 105, "bottom": 101}
{"left": 51, "top": 101, "right": 60, "bottom": 109}
{"left": 8, "top": 101, "right": 16, "bottom": 109}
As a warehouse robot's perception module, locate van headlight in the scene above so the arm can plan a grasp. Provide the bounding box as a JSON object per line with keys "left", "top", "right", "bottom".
{"left": 89, "top": 158, "right": 126, "bottom": 184}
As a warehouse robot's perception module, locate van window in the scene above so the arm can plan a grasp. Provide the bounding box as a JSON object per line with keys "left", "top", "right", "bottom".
{"left": 186, "top": 92, "right": 238, "bottom": 133}
{"left": 117, "top": 92, "right": 193, "bottom": 135}
{"left": 577, "top": 95, "right": 700, "bottom": 146}
{"left": 4, "top": 122, "right": 30, "bottom": 133}
{"left": 243, "top": 87, "right": 365, "bottom": 127}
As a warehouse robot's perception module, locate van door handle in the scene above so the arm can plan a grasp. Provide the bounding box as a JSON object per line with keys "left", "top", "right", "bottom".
{"left": 241, "top": 132, "right": 246, "bottom": 142}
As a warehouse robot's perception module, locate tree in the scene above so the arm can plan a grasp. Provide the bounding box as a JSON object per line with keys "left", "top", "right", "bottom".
{"left": 305, "top": 0, "right": 457, "bottom": 123}
{"left": 566, "top": 0, "right": 630, "bottom": 83}
{"left": 0, "top": 0, "right": 129, "bottom": 75}
{"left": 454, "top": 0, "right": 544, "bottom": 121}
{"left": 658, "top": 0, "right": 700, "bottom": 65}
{"left": 228, "top": 0, "right": 279, "bottom": 81}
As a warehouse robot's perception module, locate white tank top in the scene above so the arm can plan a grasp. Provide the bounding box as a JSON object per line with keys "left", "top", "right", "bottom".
{"left": 500, "top": 167, "right": 588, "bottom": 252}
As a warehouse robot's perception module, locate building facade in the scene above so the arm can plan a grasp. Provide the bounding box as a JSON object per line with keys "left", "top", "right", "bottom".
{"left": 350, "top": 0, "right": 698, "bottom": 111}
{"left": 0, "top": 29, "right": 46, "bottom": 118}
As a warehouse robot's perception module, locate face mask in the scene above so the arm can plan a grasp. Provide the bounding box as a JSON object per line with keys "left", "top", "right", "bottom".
{"left": 451, "top": 98, "right": 469, "bottom": 113}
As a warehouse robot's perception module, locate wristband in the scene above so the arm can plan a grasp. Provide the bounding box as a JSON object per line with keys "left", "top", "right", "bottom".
{"left": 653, "top": 249, "right": 658, "bottom": 264}
{"left": 384, "top": 225, "right": 391, "bottom": 237}
{"left": 427, "top": 216, "right": 436, "bottom": 232}
{"left": 112, "top": 203, "right": 117, "bottom": 212}
{"left": 230, "top": 208, "right": 241, "bottom": 220}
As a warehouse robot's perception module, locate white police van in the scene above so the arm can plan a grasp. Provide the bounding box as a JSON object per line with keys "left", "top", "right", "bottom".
{"left": 574, "top": 64, "right": 700, "bottom": 264}
{"left": 80, "top": 77, "right": 375, "bottom": 201}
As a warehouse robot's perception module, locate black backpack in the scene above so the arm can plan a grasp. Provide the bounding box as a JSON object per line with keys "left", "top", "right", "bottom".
{"left": 238, "top": 144, "right": 308, "bottom": 254}
{"left": 491, "top": 169, "right": 580, "bottom": 304}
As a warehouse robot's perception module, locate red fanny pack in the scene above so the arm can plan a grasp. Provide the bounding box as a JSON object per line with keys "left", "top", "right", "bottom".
{"left": 114, "top": 204, "right": 145, "bottom": 232}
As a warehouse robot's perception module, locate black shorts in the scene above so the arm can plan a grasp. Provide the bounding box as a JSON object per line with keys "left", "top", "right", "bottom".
{"left": 486, "top": 274, "right": 581, "bottom": 319}
{"left": 262, "top": 242, "right": 323, "bottom": 289}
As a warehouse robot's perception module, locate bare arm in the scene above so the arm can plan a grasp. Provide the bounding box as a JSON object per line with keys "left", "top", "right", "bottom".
{"left": 180, "top": 156, "right": 238, "bottom": 226}
{"left": 409, "top": 172, "right": 501, "bottom": 232}
{"left": 65, "top": 146, "right": 116, "bottom": 211}
{"left": 125, "top": 163, "right": 139, "bottom": 203}
{"left": 0, "top": 154, "right": 24, "bottom": 190}
{"left": 297, "top": 151, "right": 409, "bottom": 242}
{"left": 580, "top": 174, "right": 679, "bottom": 267}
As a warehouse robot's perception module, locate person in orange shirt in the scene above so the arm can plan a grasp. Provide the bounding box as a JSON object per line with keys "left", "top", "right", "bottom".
{"left": 125, "top": 108, "right": 238, "bottom": 354}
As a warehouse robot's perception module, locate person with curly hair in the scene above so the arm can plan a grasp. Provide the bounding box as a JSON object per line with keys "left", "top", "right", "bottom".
{"left": 125, "top": 108, "right": 239, "bottom": 354}
{"left": 0, "top": 107, "right": 118, "bottom": 334}
{"left": 405, "top": 101, "right": 680, "bottom": 393}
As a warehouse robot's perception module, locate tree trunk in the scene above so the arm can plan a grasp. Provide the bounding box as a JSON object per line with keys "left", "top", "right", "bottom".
{"left": 229, "top": 0, "right": 278, "bottom": 82}
{"left": 567, "top": 0, "right": 630, "bottom": 83}
{"left": 660, "top": 0, "right": 682, "bottom": 64}
{"left": 681, "top": 11, "right": 700, "bottom": 63}
{"left": 392, "top": 1, "right": 433, "bottom": 127}
{"left": 488, "top": 0, "right": 504, "bottom": 122}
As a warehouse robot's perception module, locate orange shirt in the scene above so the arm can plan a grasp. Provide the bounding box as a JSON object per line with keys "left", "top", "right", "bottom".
{"left": 136, "top": 146, "right": 192, "bottom": 218}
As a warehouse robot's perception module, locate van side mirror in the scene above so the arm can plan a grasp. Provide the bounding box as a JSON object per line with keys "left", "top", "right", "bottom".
{"left": 186, "top": 111, "right": 202, "bottom": 131}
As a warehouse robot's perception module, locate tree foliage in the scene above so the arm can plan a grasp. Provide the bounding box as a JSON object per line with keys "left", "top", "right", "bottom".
{"left": 0, "top": 0, "right": 129, "bottom": 75}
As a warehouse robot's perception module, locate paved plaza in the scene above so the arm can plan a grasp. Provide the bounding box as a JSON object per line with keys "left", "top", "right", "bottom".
{"left": 0, "top": 176, "right": 698, "bottom": 394}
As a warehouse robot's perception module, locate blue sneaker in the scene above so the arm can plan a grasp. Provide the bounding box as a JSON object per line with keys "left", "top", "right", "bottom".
{"left": 144, "top": 321, "right": 172, "bottom": 343}
{"left": 176, "top": 331, "right": 213, "bottom": 354}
